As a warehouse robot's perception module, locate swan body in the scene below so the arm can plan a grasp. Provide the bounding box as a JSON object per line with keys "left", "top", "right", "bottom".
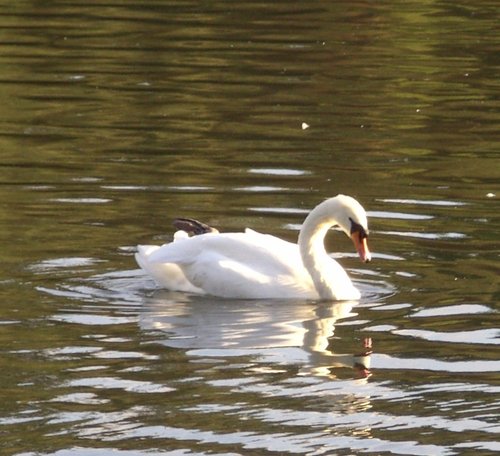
{"left": 135, "top": 194, "right": 371, "bottom": 300}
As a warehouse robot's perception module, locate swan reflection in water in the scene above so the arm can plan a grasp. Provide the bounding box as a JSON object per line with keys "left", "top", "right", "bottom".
{"left": 139, "top": 291, "right": 372, "bottom": 379}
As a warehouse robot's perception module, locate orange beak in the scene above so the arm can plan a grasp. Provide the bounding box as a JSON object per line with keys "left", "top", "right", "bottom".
{"left": 352, "top": 232, "right": 371, "bottom": 263}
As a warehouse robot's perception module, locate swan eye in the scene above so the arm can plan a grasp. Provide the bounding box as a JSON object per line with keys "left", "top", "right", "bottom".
{"left": 349, "top": 218, "right": 368, "bottom": 239}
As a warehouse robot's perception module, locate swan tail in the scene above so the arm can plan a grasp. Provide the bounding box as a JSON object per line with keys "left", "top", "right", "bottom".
{"left": 173, "top": 218, "right": 219, "bottom": 235}
{"left": 135, "top": 245, "right": 204, "bottom": 294}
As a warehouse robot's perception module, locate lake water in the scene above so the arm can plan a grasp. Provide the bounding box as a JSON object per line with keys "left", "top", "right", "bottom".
{"left": 1, "top": 1, "right": 499, "bottom": 455}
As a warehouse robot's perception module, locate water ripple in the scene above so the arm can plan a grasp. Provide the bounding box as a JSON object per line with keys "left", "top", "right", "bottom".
{"left": 373, "top": 354, "right": 500, "bottom": 373}
{"left": 411, "top": 304, "right": 492, "bottom": 318}
{"left": 392, "top": 328, "right": 499, "bottom": 345}
{"left": 66, "top": 377, "right": 174, "bottom": 394}
{"left": 379, "top": 198, "right": 467, "bottom": 207}
{"left": 96, "top": 423, "right": 455, "bottom": 455}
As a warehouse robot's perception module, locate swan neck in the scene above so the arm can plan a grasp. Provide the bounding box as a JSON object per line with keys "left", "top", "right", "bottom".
{"left": 298, "top": 200, "right": 341, "bottom": 299}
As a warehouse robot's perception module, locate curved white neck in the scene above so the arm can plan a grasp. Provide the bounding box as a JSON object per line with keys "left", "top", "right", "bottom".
{"left": 298, "top": 198, "right": 355, "bottom": 300}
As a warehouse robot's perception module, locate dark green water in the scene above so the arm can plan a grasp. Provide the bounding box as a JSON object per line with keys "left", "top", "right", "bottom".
{"left": 0, "top": 1, "right": 498, "bottom": 455}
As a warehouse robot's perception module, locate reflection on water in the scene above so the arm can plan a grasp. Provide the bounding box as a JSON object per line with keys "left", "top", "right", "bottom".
{"left": 140, "top": 291, "right": 372, "bottom": 377}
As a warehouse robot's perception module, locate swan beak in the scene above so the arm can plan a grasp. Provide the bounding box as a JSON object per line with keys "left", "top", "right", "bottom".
{"left": 352, "top": 233, "right": 371, "bottom": 263}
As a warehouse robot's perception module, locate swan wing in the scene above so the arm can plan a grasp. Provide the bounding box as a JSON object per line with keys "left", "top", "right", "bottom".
{"left": 146, "top": 230, "right": 316, "bottom": 299}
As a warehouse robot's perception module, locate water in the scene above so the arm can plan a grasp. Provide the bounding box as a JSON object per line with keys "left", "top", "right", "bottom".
{"left": 1, "top": 1, "right": 499, "bottom": 455}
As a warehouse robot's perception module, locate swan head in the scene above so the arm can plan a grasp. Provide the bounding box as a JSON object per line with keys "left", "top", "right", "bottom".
{"left": 333, "top": 195, "right": 371, "bottom": 263}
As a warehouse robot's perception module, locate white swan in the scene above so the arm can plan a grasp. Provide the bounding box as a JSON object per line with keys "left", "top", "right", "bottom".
{"left": 135, "top": 194, "right": 371, "bottom": 300}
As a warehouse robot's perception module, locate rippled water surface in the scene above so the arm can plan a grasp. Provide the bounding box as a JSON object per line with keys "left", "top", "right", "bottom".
{"left": 1, "top": 1, "right": 499, "bottom": 455}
